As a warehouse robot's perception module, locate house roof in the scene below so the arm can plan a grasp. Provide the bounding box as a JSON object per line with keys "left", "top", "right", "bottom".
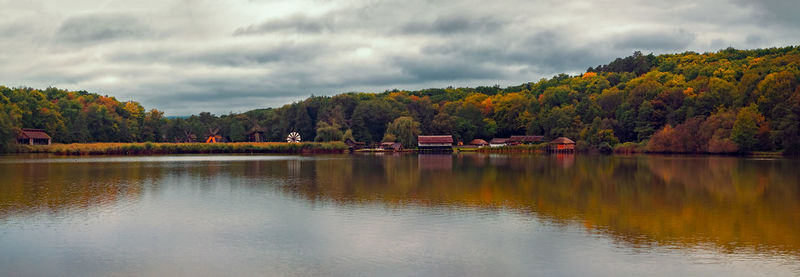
{"left": 17, "top": 128, "right": 51, "bottom": 140}
{"left": 418, "top": 135, "right": 453, "bottom": 144}
{"left": 550, "top": 137, "right": 575, "bottom": 144}
{"left": 509, "top": 135, "right": 544, "bottom": 143}
{"left": 490, "top": 138, "right": 509, "bottom": 144}
{"left": 469, "top": 139, "right": 488, "bottom": 145}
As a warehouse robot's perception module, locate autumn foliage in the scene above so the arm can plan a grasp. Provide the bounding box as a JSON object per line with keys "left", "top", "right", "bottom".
{"left": 2, "top": 46, "right": 800, "bottom": 154}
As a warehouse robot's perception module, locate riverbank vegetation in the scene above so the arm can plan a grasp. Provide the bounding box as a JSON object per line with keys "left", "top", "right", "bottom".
{"left": 17, "top": 142, "right": 347, "bottom": 155}
{"left": 2, "top": 46, "right": 800, "bottom": 155}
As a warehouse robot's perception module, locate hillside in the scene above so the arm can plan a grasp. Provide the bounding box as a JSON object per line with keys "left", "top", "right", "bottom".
{"left": 2, "top": 46, "right": 800, "bottom": 154}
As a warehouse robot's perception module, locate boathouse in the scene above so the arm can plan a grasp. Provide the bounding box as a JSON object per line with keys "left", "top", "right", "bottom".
{"left": 16, "top": 128, "right": 51, "bottom": 145}
{"left": 509, "top": 135, "right": 544, "bottom": 145}
{"left": 418, "top": 135, "right": 453, "bottom": 152}
{"left": 549, "top": 137, "right": 576, "bottom": 153}
{"left": 489, "top": 138, "right": 509, "bottom": 147}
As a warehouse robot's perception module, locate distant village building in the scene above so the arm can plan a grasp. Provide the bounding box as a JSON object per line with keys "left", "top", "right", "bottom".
{"left": 489, "top": 138, "right": 509, "bottom": 147}
{"left": 508, "top": 135, "right": 544, "bottom": 145}
{"left": 418, "top": 135, "right": 454, "bottom": 152}
{"left": 549, "top": 137, "right": 576, "bottom": 153}
{"left": 16, "top": 128, "right": 51, "bottom": 145}
{"left": 469, "top": 139, "right": 488, "bottom": 147}
{"left": 247, "top": 124, "right": 267, "bottom": 142}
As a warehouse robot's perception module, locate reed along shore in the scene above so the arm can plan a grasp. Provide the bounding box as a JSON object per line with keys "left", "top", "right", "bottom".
{"left": 16, "top": 142, "right": 348, "bottom": 155}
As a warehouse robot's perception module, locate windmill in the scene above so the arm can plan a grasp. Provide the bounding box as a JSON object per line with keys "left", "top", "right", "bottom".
{"left": 286, "top": 132, "right": 301, "bottom": 143}
{"left": 205, "top": 128, "right": 222, "bottom": 143}
{"left": 181, "top": 130, "right": 197, "bottom": 143}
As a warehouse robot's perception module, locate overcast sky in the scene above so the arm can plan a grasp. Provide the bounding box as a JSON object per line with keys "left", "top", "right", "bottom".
{"left": 1, "top": 0, "right": 798, "bottom": 115}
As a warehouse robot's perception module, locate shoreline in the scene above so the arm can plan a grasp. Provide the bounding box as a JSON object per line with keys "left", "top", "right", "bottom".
{"left": 14, "top": 142, "right": 348, "bottom": 155}
{"left": 8, "top": 142, "right": 789, "bottom": 157}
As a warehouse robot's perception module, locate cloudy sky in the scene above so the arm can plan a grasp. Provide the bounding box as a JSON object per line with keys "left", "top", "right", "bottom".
{"left": 1, "top": 0, "right": 798, "bottom": 115}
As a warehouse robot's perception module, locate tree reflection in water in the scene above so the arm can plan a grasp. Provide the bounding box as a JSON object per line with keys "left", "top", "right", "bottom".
{"left": 1, "top": 154, "right": 798, "bottom": 256}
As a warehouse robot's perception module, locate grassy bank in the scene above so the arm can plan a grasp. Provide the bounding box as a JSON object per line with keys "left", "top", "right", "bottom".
{"left": 16, "top": 142, "right": 348, "bottom": 155}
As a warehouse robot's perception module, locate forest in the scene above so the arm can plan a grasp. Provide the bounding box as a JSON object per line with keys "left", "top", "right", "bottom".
{"left": 1, "top": 46, "right": 800, "bottom": 154}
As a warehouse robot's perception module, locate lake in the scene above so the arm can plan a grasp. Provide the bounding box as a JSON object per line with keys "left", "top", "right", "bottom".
{"left": 1, "top": 153, "right": 799, "bottom": 276}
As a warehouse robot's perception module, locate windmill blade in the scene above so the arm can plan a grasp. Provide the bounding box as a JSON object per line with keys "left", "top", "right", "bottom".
{"left": 287, "top": 132, "right": 301, "bottom": 143}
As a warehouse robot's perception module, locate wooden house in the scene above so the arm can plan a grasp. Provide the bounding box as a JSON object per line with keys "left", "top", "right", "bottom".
{"left": 16, "top": 129, "right": 51, "bottom": 145}
{"left": 549, "top": 137, "right": 576, "bottom": 153}
{"left": 508, "top": 135, "right": 544, "bottom": 145}
{"left": 418, "top": 135, "right": 453, "bottom": 152}
{"left": 489, "top": 138, "right": 509, "bottom": 147}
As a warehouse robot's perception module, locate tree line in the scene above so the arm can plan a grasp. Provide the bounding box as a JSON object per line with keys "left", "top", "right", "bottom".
{"left": 2, "top": 46, "right": 800, "bottom": 154}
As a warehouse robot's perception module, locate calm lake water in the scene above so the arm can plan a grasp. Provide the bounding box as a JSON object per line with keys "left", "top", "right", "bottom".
{"left": 1, "top": 153, "right": 799, "bottom": 276}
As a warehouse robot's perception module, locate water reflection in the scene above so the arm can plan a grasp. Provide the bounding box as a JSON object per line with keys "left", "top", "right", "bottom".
{"left": 295, "top": 154, "right": 800, "bottom": 255}
{"left": 1, "top": 154, "right": 799, "bottom": 258}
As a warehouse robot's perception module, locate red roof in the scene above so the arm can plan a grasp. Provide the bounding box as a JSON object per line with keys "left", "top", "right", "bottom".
{"left": 469, "top": 139, "right": 488, "bottom": 145}
{"left": 17, "top": 129, "right": 51, "bottom": 140}
{"left": 509, "top": 135, "right": 544, "bottom": 143}
{"left": 550, "top": 137, "right": 575, "bottom": 144}
{"left": 490, "top": 138, "right": 509, "bottom": 144}
{"left": 418, "top": 135, "right": 453, "bottom": 144}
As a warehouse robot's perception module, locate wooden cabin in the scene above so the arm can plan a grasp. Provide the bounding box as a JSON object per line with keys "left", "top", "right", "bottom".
{"left": 508, "top": 135, "right": 544, "bottom": 145}
{"left": 381, "top": 142, "right": 403, "bottom": 151}
{"left": 418, "top": 135, "right": 454, "bottom": 152}
{"left": 17, "top": 128, "right": 51, "bottom": 145}
{"left": 469, "top": 139, "right": 488, "bottom": 147}
{"left": 549, "top": 137, "right": 576, "bottom": 153}
{"left": 489, "top": 138, "right": 509, "bottom": 147}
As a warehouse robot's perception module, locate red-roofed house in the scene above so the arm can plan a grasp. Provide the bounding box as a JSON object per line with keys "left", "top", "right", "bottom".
{"left": 17, "top": 128, "right": 51, "bottom": 145}
{"left": 508, "top": 135, "right": 544, "bottom": 145}
{"left": 549, "top": 137, "right": 576, "bottom": 153}
{"left": 489, "top": 138, "right": 509, "bottom": 147}
{"left": 418, "top": 135, "right": 453, "bottom": 151}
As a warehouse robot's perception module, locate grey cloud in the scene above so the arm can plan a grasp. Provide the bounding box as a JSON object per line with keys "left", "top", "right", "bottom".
{"left": 612, "top": 29, "right": 697, "bottom": 52}
{"left": 171, "top": 44, "right": 325, "bottom": 67}
{"left": 390, "top": 55, "right": 504, "bottom": 83}
{"left": 735, "top": 0, "right": 800, "bottom": 27}
{"left": 401, "top": 15, "right": 507, "bottom": 35}
{"left": 55, "top": 13, "right": 150, "bottom": 43}
{"left": 233, "top": 14, "right": 336, "bottom": 35}
{"left": 419, "top": 31, "right": 609, "bottom": 74}
{"left": 745, "top": 34, "right": 765, "bottom": 46}
{"left": 2, "top": 0, "right": 800, "bottom": 115}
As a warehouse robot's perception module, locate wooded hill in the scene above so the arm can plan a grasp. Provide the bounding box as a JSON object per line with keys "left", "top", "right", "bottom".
{"left": 2, "top": 46, "right": 800, "bottom": 154}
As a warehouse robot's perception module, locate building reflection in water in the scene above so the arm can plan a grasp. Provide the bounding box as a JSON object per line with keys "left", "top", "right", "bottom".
{"left": 1, "top": 154, "right": 798, "bottom": 256}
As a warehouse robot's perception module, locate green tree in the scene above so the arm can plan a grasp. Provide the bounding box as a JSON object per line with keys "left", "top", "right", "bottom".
{"left": 384, "top": 116, "right": 421, "bottom": 147}
{"left": 315, "top": 121, "right": 344, "bottom": 142}
{"left": 731, "top": 105, "right": 764, "bottom": 152}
